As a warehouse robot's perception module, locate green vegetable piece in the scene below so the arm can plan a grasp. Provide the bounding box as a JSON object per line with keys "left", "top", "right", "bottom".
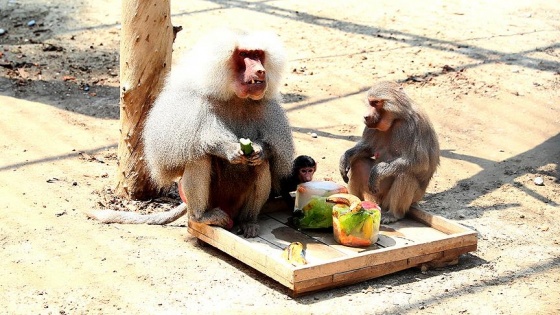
{"left": 293, "top": 197, "right": 334, "bottom": 229}
{"left": 338, "top": 210, "right": 368, "bottom": 235}
{"left": 337, "top": 206, "right": 381, "bottom": 236}
{"left": 239, "top": 138, "right": 253, "bottom": 155}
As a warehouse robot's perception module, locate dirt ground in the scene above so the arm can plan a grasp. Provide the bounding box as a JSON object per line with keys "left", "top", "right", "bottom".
{"left": 1, "top": 0, "right": 559, "bottom": 314}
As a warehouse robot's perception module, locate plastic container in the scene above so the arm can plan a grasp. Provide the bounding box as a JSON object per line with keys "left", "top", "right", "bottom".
{"left": 294, "top": 181, "right": 348, "bottom": 211}
{"left": 292, "top": 181, "right": 348, "bottom": 229}
{"left": 332, "top": 201, "right": 381, "bottom": 247}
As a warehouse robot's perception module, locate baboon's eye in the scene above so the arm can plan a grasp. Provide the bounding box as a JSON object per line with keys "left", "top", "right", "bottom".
{"left": 369, "top": 99, "right": 384, "bottom": 108}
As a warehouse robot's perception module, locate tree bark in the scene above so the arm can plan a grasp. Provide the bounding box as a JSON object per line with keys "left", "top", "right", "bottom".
{"left": 115, "top": 0, "right": 173, "bottom": 199}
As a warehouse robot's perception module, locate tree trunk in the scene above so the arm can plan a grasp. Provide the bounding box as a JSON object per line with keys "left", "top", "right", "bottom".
{"left": 115, "top": 0, "right": 173, "bottom": 200}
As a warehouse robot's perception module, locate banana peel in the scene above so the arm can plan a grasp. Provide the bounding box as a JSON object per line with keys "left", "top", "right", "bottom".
{"left": 326, "top": 193, "right": 362, "bottom": 213}
{"left": 282, "top": 242, "right": 307, "bottom": 266}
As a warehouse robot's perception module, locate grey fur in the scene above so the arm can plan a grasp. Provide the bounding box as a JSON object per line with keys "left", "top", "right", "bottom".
{"left": 340, "top": 81, "right": 440, "bottom": 223}
{"left": 88, "top": 29, "right": 295, "bottom": 237}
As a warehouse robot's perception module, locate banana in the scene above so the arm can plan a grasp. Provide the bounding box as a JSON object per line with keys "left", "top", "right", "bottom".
{"left": 282, "top": 241, "right": 307, "bottom": 266}
{"left": 326, "top": 193, "right": 362, "bottom": 213}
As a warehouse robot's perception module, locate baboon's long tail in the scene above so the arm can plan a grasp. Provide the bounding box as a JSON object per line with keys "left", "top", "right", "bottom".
{"left": 86, "top": 203, "right": 188, "bottom": 225}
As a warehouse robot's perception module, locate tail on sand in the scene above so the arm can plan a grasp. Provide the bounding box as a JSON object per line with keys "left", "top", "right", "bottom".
{"left": 86, "top": 203, "right": 188, "bottom": 225}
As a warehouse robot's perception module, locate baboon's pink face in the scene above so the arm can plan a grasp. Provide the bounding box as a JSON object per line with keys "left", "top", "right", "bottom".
{"left": 232, "top": 48, "right": 268, "bottom": 100}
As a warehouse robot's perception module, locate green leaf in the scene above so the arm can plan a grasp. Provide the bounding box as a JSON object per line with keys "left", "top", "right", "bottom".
{"left": 294, "top": 197, "right": 334, "bottom": 229}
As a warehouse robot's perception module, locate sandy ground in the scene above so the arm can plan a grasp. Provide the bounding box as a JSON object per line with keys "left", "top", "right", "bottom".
{"left": 1, "top": 0, "right": 559, "bottom": 314}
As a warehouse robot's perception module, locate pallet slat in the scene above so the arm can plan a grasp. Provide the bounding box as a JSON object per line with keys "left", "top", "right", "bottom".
{"left": 187, "top": 209, "right": 478, "bottom": 296}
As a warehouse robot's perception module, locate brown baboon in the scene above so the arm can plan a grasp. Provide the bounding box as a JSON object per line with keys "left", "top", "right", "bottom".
{"left": 88, "top": 29, "right": 295, "bottom": 237}
{"left": 339, "top": 81, "right": 440, "bottom": 223}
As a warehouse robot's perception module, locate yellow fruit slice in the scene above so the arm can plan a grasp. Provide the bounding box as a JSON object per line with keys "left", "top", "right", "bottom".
{"left": 362, "top": 216, "right": 373, "bottom": 240}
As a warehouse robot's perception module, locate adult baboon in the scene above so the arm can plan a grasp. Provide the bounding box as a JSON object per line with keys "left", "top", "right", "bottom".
{"left": 339, "top": 81, "right": 440, "bottom": 223}
{"left": 89, "top": 29, "right": 294, "bottom": 237}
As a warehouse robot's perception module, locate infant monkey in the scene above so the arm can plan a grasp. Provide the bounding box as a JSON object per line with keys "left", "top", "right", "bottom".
{"left": 279, "top": 155, "right": 317, "bottom": 207}
{"left": 339, "top": 81, "right": 440, "bottom": 223}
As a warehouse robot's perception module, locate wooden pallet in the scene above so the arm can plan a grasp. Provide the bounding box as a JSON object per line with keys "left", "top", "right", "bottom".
{"left": 187, "top": 208, "right": 478, "bottom": 296}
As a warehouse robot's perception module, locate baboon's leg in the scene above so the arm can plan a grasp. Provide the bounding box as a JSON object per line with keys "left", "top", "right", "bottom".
{"left": 237, "top": 161, "right": 271, "bottom": 237}
{"left": 348, "top": 158, "right": 376, "bottom": 202}
{"left": 182, "top": 157, "right": 231, "bottom": 228}
{"left": 381, "top": 174, "right": 420, "bottom": 224}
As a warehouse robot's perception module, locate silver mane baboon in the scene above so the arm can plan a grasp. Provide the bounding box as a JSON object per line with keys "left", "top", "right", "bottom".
{"left": 339, "top": 81, "right": 440, "bottom": 223}
{"left": 88, "top": 29, "right": 295, "bottom": 237}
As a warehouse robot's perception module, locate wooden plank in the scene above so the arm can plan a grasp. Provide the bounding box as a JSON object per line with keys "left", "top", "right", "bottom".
{"left": 294, "top": 259, "right": 409, "bottom": 296}
{"left": 332, "top": 259, "right": 411, "bottom": 284}
{"left": 291, "top": 230, "right": 476, "bottom": 282}
{"left": 265, "top": 210, "right": 292, "bottom": 223}
{"left": 419, "top": 244, "right": 478, "bottom": 269}
{"left": 387, "top": 218, "right": 448, "bottom": 242}
{"left": 187, "top": 208, "right": 478, "bottom": 295}
{"left": 408, "top": 208, "right": 474, "bottom": 235}
{"left": 256, "top": 215, "right": 348, "bottom": 263}
{"left": 292, "top": 244, "right": 477, "bottom": 296}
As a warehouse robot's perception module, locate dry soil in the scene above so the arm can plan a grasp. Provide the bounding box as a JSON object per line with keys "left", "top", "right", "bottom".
{"left": 1, "top": 0, "right": 559, "bottom": 314}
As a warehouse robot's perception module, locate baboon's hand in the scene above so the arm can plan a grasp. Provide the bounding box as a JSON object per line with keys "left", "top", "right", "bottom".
{"left": 340, "top": 166, "right": 350, "bottom": 183}
{"left": 380, "top": 210, "right": 400, "bottom": 224}
{"left": 246, "top": 142, "right": 264, "bottom": 166}
{"left": 368, "top": 164, "right": 383, "bottom": 194}
{"left": 239, "top": 222, "right": 260, "bottom": 238}
{"left": 226, "top": 142, "right": 248, "bottom": 164}
{"left": 368, "top": 177, "right": 379, "bottom": 194}
{"left": 227, "top": 142, "right": 264, "bottom": 165}
{"left": 369, "top": 161, "right": 391, "bottom": 193}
